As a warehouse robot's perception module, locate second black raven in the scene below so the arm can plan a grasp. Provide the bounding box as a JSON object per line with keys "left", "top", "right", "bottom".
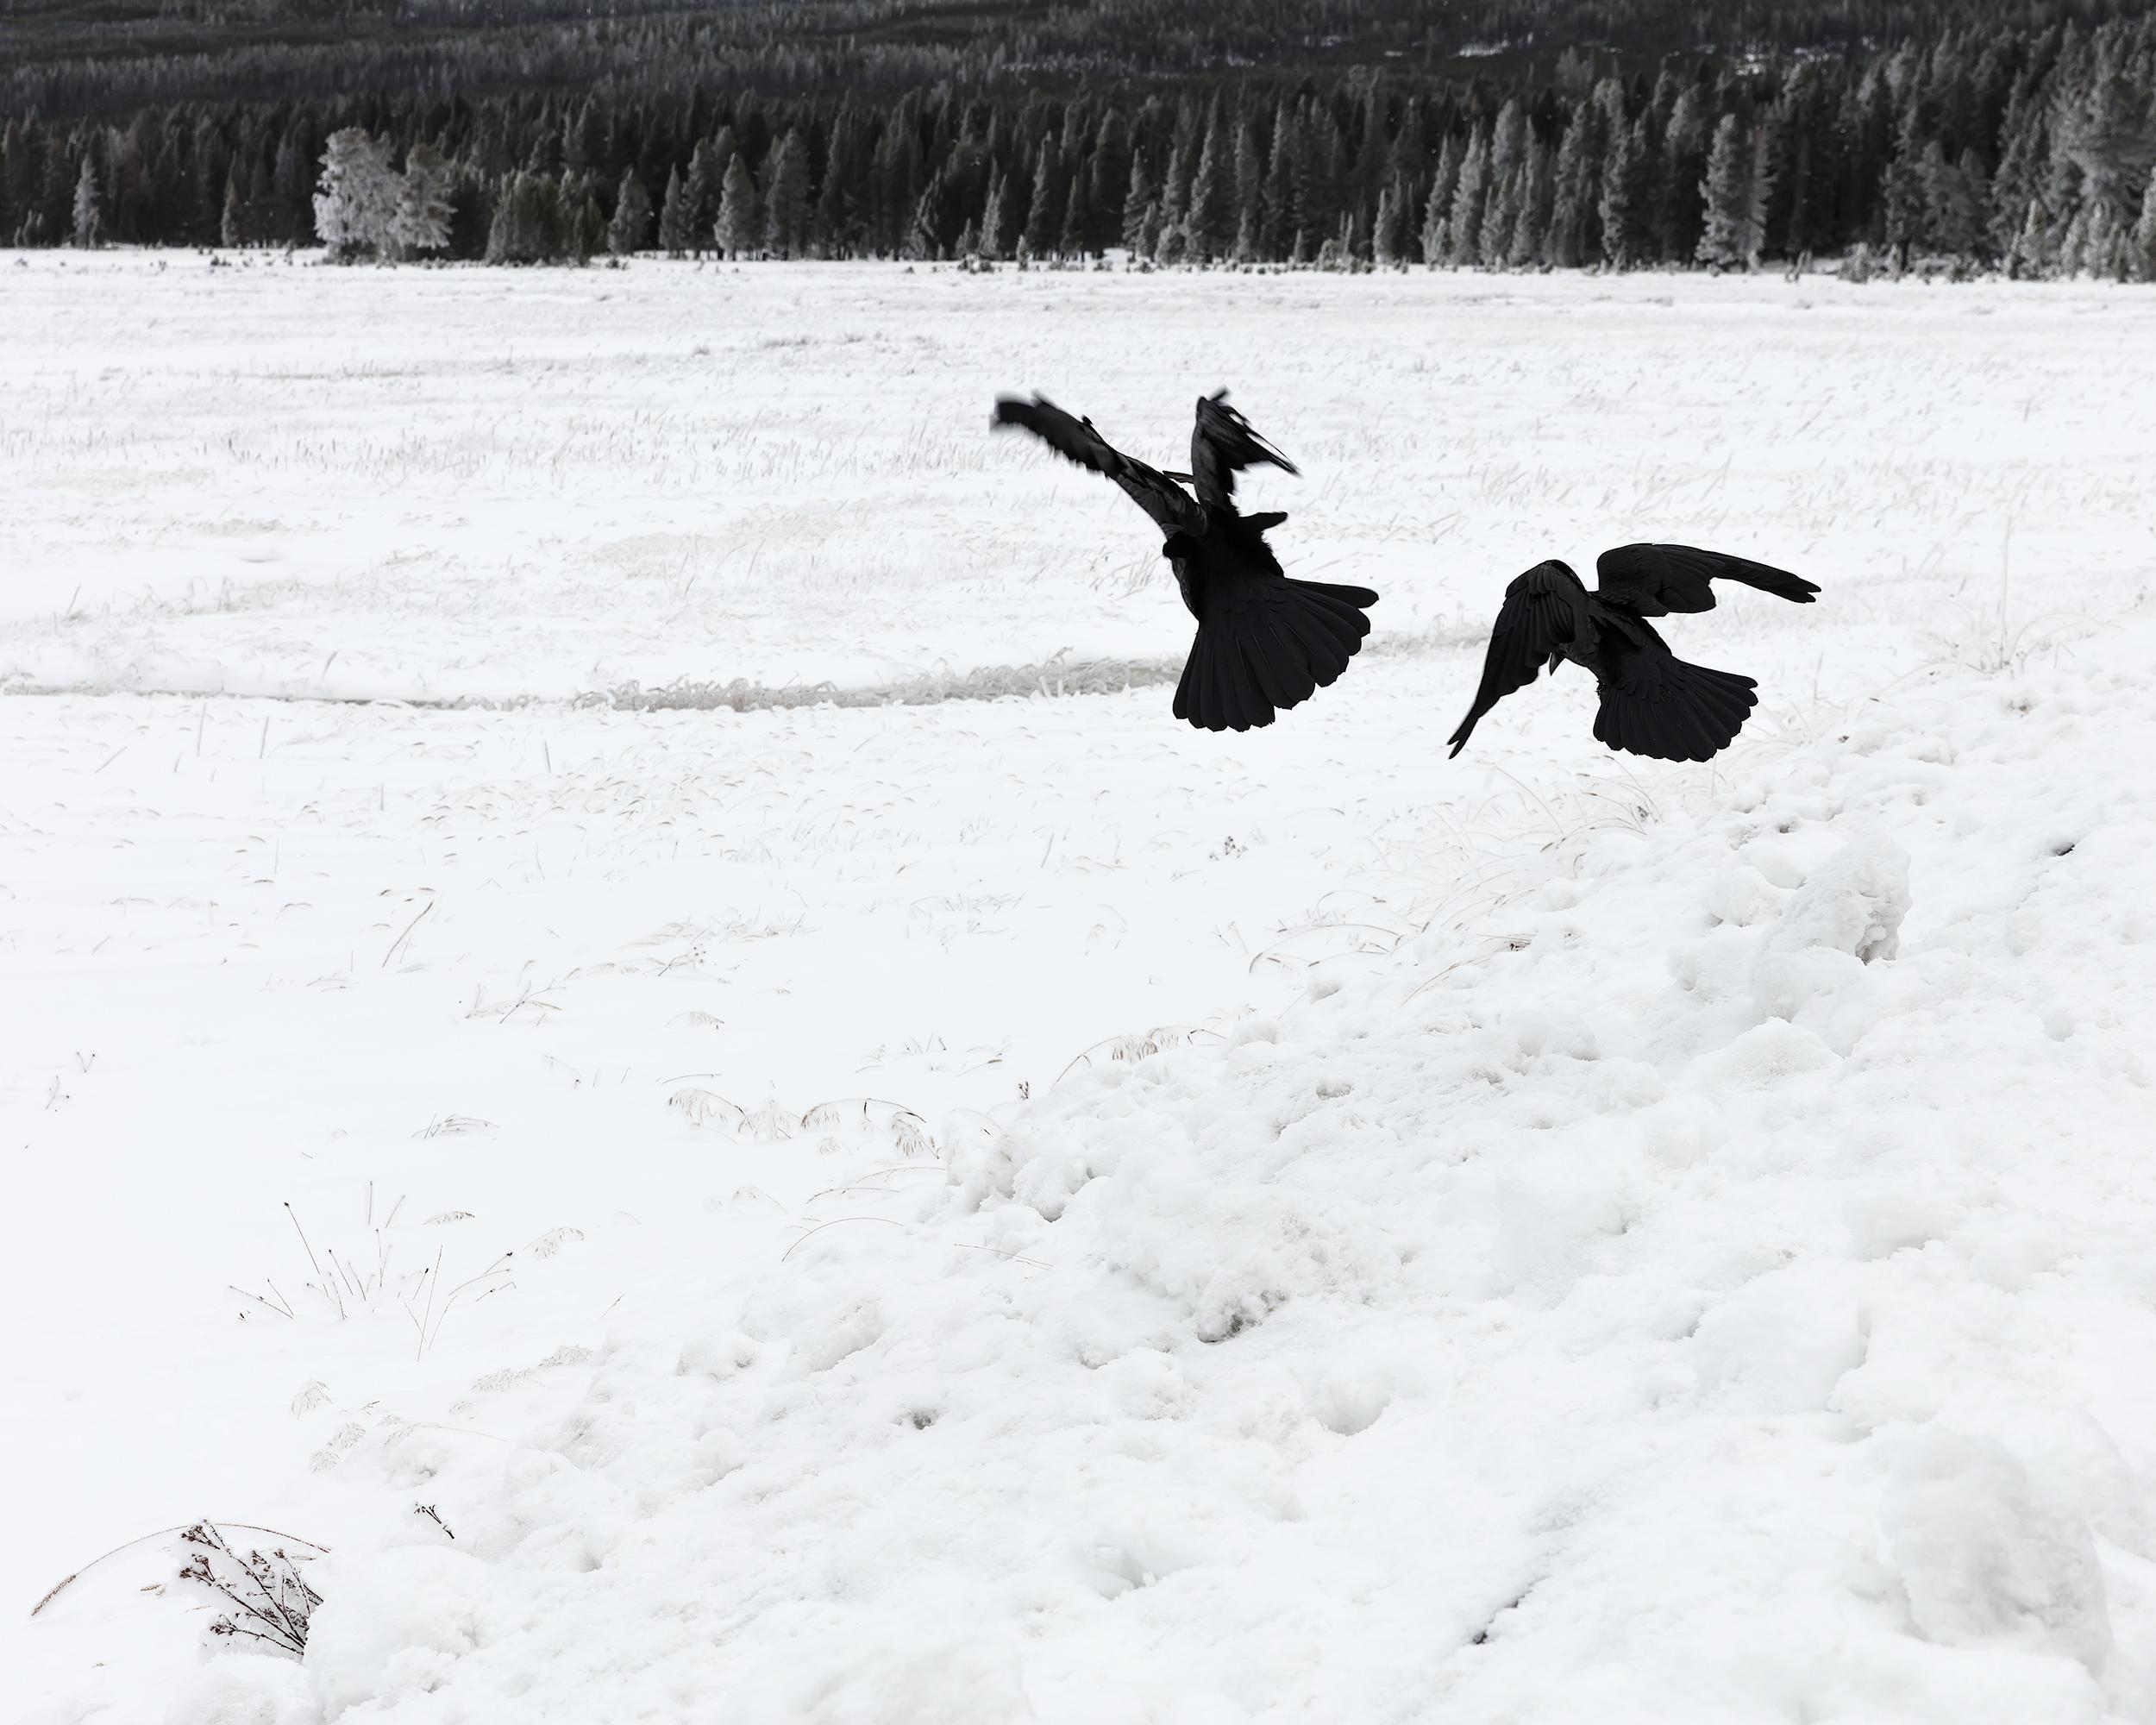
{"left": 992, "top": 390, "right": 1378, "bottom": 732}
{"left": 1448, "top": 544, "right": 1821, "bottom": 762}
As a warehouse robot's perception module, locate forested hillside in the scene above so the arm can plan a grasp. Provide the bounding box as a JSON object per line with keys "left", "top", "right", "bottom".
{"left": 3, "top": 3, "right": 2153, "bottom": 273}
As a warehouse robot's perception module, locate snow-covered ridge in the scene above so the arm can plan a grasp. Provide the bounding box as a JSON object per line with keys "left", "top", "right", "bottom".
{"left": 159, "top": 618, "right": 2156, "bottom": 1723}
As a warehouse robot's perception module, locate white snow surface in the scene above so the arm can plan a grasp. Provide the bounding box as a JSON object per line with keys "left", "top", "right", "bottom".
{"left": 5, "top": 255, "right": 2156, "bottom": 1722}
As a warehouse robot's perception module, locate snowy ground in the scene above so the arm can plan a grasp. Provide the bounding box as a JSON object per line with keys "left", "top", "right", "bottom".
{"left": 5, "top": 255, "right": 2156, "bottom": 1722}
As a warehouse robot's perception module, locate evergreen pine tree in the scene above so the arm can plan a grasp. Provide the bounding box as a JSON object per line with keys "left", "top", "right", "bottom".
{"left": 391, "top": 143, "right": 454, "bottom": 260}
{"left": 1545, "top": 106, "right": 1597, "bottom": 268}
{"left": 1882, "top": 101, "right": 1927, "bottom": 263}
{"left": 1481, "top": 160, "right": 1521, "bottom": 268}
{"left": 763, "top": 129, "right": 810, "bottom": 258}
{"left": 1447, "top": 129, "right": 1489, "bottom": 266}
{"left": 71, "top": 154, "right": 103, "bottom": 249}
{"left": 1263, "top": 104, "right": 1303, "bottom": 260}
{"left": 1119, "top": 150, "right": 1154, "bottom": 258}
{"left": 1155, "top": 142, "right": 1188, "bottom": 264}
{"left": 1658, "top": 86, "right": 1712, "bottom": 263}
{"left": 565, "top": 176, "right": 605, "bottom": 266}
{"left": 1921, "top": 140, "right": 1979, "bottom": 259}
{"left": 1233, "top": 117, "right": 1264, "bottom": 263}
{"left": 1599, "top": 117, "right": 1647, "bottom": 267}
{"left": 608, "top": 166, "right": 653, "bottom": 256}
{"left": 684, "top": 138, "right": 723, "bottom": 258}
{"left": 1373, "top": 177, "right": 1408, "bottom": 266}
{"left": 271, "top": 129, "right": 309, "bottom": 245}
{"left": 486, "top": 170, "right": 557, "bottom": 265}
{"left": 651, "top": 166, "right": 685, "bottom": 258}
{"left": 2008, "top": 196, "right": 2051, "bottom": 279}
{"left": 979, "top": 167, "right": 1008, "bottom": 259}
{"left": 1420, "top": 131, "right": 1463, "bottom": 266}
{"left": 717, "top": 152, "right": 759, "bottom": 258}
{"left": 2132, "top": 165, "right": 2156, "bottom": 283}
{"left": 1024, "top": 147, "right": 1062, "bottom": 259}
{"left": 1697, "top": 112, "right": 1754, "bottom": 269}
{"left": 1185, "top": 103, "right": 1235, "bottom": 262}
{"left": 1479, "top": 100, "right": 1526, "bottom": 268}
{"left": 1059, "top": 168, "right": 1092, "bottom": 259}
{"left": 220, "top": 161, "right": 248, "bottom": 248}
{"left": 1509, "top": 135, "right": 1554, "bottom": 267}
{"left": 1743, "top": 119, "right": 1776, "bottom": 267}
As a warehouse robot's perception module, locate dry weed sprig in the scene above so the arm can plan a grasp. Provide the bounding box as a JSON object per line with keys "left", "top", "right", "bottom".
{"left": 31, "top": 1521, "right": 328, "bottom": 1621}
{"left": 179, "top": 1521, "right": 322, "bottom": 1656}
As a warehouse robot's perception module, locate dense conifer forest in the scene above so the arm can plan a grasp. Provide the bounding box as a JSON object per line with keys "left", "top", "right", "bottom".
{"left": 3, "top": 1, "right": 2153, "bottom": 274}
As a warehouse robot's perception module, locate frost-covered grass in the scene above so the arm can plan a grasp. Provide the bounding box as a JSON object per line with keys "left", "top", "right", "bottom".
{"left": 4, "top": 254, "right": 2156, "bottom": 1723}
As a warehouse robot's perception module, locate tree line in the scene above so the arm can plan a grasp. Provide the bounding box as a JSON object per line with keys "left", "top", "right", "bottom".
{"left": 11, "top": 15, "right": 2156, "bottom": 279}
{"left": 8, "top": 0, "right": 2148, "bottom": 124}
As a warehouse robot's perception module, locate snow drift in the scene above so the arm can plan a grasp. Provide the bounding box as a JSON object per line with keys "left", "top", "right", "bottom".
{"left": 192, "top": 621, "right": 2156, "bottom": 1723}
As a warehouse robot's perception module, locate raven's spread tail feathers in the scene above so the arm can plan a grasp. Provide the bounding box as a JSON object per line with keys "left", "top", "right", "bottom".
{"left": 1173, "top": 578, "right": 1376, "bottom": 732}
{"left": 1593, "top": 656, "right": 1758, "bottom": 762}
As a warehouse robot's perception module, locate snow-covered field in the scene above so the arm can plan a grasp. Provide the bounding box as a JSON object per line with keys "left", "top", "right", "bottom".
{"left": 5, "top": 254, "right": 2156, "bottom": 1722}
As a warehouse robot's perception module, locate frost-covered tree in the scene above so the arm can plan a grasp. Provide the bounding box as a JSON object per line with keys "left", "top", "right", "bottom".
{"left": 71, "top": 154, "right": 103, "bottom": 249}
{"left": 716, "top": 152, "right": 759, "bottom": 258}
{"left": 220, "top": 162, "right": 248, "bottom": 248}
{"left": 608, "top": 167, "right": 652, "bottom": 256}
{"left": 313, "top": 128, "right": 400, "bottom": 262}
{"left": 1696, "top": 113, "right": 1754, "bottom": 269}
{"left": 562, "top": 175, "right": 605, "bottom": 264}
{"left": 983, "top": 166, "right": 1013, "bottom": 260}
{"left": 1545, "top": 107, "right": 1598, "bottom": 268}
{"left": 1420, "top": 131, "right": 1462, "bottom": 266}
{"left": 2133, "top": 166, "right": 2156, "bottom": 284}
{"left": 1921, "top": 141, "right": 1983, "bottom": 260}
{"left": 1136, "top": 198, "right": 1161, "bottom": 261}
{"left": 1119, "top": 150, "right": 1153, "bottom": 258}
{"left": 486, "top": 171, "right": 557, "bottom": 265}
{"left": 1154, "top": 142, "right": 1188, "bottom": 265}
{"left": 1481, "top": 99, "right": 1526, "bottom": 269}
{"left": 656, "top": 166, "right": 691, "bottom": 257}
{"left": 1447, "top": 129, "right": 1489, "bottom": 267}
{"left": 1509, "top": 135, "right": 1554, "bottom": 267}
{"left": 684, "top": 137, "right": 724, "bottom": 257}
{"left": 763, "top": 128, "right": 810, "bottom": 258}
{"left": 2007, "top": 197, "right": 2051, "bottom": 279}
{"left": 389, "top": 143, "right": 454, "bottom": 260}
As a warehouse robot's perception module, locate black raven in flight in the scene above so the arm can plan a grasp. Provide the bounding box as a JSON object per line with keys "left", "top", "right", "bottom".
{"left": 992, "top": 390, "right": 1378, "bottom": 732}
{"left": 1448, "top": 545, "right": 1820, "bottom": 762}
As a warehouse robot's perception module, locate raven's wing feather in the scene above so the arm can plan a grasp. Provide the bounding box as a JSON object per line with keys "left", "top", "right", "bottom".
{"left": 993, "top": 394, "right": 1204, "bottom": 537}
{"left": 1446, "top": 563, "right": 1587, "bottom": 758}
{"left": 1594, "top": 543, "right": 1820, "bottom": 616}
{"left": 1594, "top": 629, "right": 1758, "bottom": 762}
{"left": 1173, "top": 571, "right": 1376, "bottom": 732}
{"left": 1189, "top": 389, "right": 1298, "bottom": 510}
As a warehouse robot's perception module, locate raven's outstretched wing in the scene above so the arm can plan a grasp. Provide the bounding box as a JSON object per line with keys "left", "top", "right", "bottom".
{"left": 1594, "top": 543, "right": 1820, "bottom": 616}
{"left": 1446, "top": 562, "right": 1590, "bottom": 758}
{"left": 993, "top": 394, "right": 1204, "bottom": 537}
{"left": 1189, "top": 390, "right": 1298, "bottom": 510}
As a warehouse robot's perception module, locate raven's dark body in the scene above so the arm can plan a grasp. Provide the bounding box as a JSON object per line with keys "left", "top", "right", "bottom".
{"left": 992, "top": 391, "right": 1377, "bottom": 733}
{"left": 1448, "top": 546, "right": 1821, "bottom": 762}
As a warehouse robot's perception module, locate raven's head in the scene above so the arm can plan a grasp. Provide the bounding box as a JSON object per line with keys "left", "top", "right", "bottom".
{"left": 1161, "top": 531, "right": 1201, "bottom": 562}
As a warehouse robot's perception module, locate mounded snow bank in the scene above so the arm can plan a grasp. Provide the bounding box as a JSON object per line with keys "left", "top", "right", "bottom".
{"left": 180, "top": 627, "right": 2156, "bottom": 1720}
